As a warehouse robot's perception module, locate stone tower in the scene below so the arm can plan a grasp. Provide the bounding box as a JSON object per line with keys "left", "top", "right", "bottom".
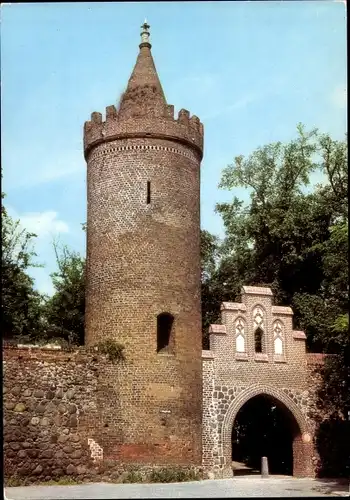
{"left": 83, "top": 22, "right": 204, "bottom": 464}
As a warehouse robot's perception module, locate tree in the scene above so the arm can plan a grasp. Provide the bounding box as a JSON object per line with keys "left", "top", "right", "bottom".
{"left": 214, "top": 125, "right": 348, "bottom": 352}
{"left": 318, "top": 132, "right": 348, "bottom": 219}
{"left": 293, "top": 221, "right": 349, "bottom": 352}
{"left": 200, "top": 230, "right": 222, "bottom": 348}
{"left": 314, "top": 310, "right": 350, "bottom": 478}
{"left": 313, "top": 225, "right": 349, "bottom": 478}
{"left": 44, "top": 240, "right": 85, "bottom": 345}
{"left": 1, "top": 193, "right": 45, "bottom": 341}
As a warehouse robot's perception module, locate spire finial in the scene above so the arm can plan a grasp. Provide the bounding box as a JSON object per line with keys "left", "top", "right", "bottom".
{"left": 140, "top": 20, "right": 151, "bottom": 48}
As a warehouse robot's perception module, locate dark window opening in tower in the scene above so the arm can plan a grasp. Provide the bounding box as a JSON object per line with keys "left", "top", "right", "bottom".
{"left": 157, "top": 312, "right": 174, "bottom": 353}
{"left": 147, "top": 181, "right": 151, "bottom": 204}
{"left": 254, "top": 327, "right": 263, "bottom": 353}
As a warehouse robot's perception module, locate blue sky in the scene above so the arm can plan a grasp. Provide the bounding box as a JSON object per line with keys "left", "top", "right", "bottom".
{"left": 1, "top": 1, "right": 347, "bottom": 296}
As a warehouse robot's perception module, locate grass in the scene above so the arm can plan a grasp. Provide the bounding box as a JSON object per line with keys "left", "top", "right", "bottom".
{"left": 148, "top": 467, "right": 200, "bottom": 483}
{"left": 118, "top": 466, "right": 201, "bottom": 484}
{"left": 36, "top": 477, "right": 79, "bottom": 486}
{"left": 5, "top": 476, "right": 28, "bottom": 487}
{"left": 121, "top": 470, "right": 144, "bottom": 483}
{"left": 5, "top": 476, "right": 79, "bottom": 487}
{"left": 5, "top": 467, "right": 202, "bottom": 487}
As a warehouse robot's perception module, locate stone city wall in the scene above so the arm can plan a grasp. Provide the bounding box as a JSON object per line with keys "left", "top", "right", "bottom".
{"left": 3, "top": 346, "right": 104, "bottom": 482}
{"left": 3, "top": 345, "right": 204, "bottom": 483}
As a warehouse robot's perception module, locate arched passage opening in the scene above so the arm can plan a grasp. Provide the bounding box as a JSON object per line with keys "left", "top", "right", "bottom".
{"left": 222, "top": 386, "right": 313, "bottom": 478}
{"left": 231, "top": 394, "right": 297, "bottom": 475}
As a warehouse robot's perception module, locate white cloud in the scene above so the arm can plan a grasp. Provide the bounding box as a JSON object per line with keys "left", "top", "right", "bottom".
{"left": 181, "top": 74, "right": 218, "bottom": 94}
{"left": 6, "top": 207, "right": 70, "bottom": 296}
{"left": 172, "top": 73, "right": 218, "bottom": 96}
{"left": 27, "top": 267, "right": 56, "bottom": 297}
{"left": 32, "top": 160, "right": 84, "bottom": 187}
{"left": 6, "top": 207, "right": 69, "bottom": 243}
{"left": 201, "top": 76, "right": 287, "bottom": 121}
{"left": 4, "top": 151, "right": 85, "bottom": 191}
{"left": 167, "top": 73, "right": 219, "bottom": 110}
{"left": 201, "top": 93, "right": 258, "bottom": 121}
{"left": 331, "top": 84, "right": 347, "bottom": 110}
{"left": 227, "top": 94, "right": 258, "bottom": 111}
{"left": 18, "top": 210, "right": 70, "bottom": 237}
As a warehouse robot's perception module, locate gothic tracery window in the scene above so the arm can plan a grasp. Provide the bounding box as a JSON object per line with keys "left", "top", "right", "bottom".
{"left": 253, "top": 305, "right": 265, "bottom": 353}
{"left": 273, "top": 320, "right": 284, "bottom": 355}
{"left": 235, "top": 317, "right": 246, "bottom": 353}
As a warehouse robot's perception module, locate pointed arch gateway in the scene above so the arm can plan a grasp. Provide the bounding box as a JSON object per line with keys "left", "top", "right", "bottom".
{"left": 221, "top": 385, "right": 314, "bottom": 477}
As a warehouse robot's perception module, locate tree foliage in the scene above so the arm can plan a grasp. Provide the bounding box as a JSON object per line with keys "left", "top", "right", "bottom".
{"left": 202, "top": 125, "right": 348, "bottom": 354}
{"left": 200, "top": 230, "right": 222, "bottom": 348}
{"left": 1, "top": 193, "right": 45, "bottom": 341}
{"left": 43, "top": 241, "right": 86, "bottom": 346}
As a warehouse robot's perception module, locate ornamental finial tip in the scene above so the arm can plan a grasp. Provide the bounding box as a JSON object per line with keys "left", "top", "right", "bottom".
{"left": 140, "top": 19, "right": 151, "bottom": 46}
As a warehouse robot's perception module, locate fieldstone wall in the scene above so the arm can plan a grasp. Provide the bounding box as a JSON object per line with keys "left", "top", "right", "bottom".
{"left": 304, "top": 353, "right": 328, "bottom": 474}
{"left": 3, "top": 346, "right": 105, "bottom": 482}
{"left": 3, "top": 345, "right": 205, "bottom": 484}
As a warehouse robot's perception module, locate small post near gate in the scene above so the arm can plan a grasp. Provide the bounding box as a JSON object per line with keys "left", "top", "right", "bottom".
{"left": 261, "top": 456, "right": 269, "bottom": 478}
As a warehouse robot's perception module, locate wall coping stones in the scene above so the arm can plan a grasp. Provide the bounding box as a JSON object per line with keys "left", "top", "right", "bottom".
{"left": 254, "top": 353, "right": 269, "bottom": 362}
{"left": 293, "top": 331, "right": 307, "bottom": 340}
{"left": 274, "top": 355, "right": 287, "bottom": 363}
{"left": 16, "top": 344, "right": 62, "bottom": 350}
{"left": 209, "top": 324, "right": 227, "bottom": 334}
{"left": 2, "top": 346, "right": 107, "bottom": 365}
{"left": 306, "top": 353, "right": 327, "bottom": 365}
{"left": 220, "top": 302, "right": 247, "bottom": 312}
{"left": 202, "top": 350, "right": 214, "bottom": 359}
{"left": 271, "top": 306, "right": 294, "bottom": 315}
{"left": 241, "top": 286, "right": 273, "bottom": 296}
{"left": 235, "top": 352, "right": 249, "bottom": 361}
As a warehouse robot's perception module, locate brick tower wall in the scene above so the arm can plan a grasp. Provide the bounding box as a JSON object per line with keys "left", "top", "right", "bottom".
{"left": 84, "top": 117, "right": 203, "bottom": 464}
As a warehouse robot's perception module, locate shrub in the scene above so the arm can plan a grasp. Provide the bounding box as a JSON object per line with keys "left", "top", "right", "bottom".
{"left": 95, "top": 339, "right": 125, "bottom": 364}
{"left": 122, "top": 470, "right": 144, "bottom": 483}
{"left": 5, "top": 476, "right": 28, "bottom": 487}
{"left": 37, "top": 477, "right": 79, "bottom": 486}
{"left": 148, "top": 467, "right": 200, "bottom": 483}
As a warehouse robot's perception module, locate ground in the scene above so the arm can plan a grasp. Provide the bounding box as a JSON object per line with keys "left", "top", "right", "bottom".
{"left": 5, "top": 477, "right": 349, "bottom": 499}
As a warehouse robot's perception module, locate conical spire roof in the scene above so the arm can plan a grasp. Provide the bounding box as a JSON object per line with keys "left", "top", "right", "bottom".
{"left": 118, "top": 21, "right": 168, "bottom": 119}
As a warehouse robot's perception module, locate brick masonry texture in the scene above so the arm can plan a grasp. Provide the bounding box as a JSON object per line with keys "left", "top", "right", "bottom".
{"left": 84, "top": 36, "right": 203, "bottom": 465}
{"left": 202, "top": 287, "right": 324, "bottom": 478}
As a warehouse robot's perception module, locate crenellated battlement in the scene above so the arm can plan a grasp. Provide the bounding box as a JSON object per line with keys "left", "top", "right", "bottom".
{"left": 83, "top": 104, "right": 204, "bottom": 160}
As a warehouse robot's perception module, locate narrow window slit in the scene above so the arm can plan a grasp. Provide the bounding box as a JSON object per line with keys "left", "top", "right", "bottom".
{"left": 147, "top": 181, "right": 151, "bottom": 204}
{"left": 157, "top": 313, "right": 174, "bottom": 354}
